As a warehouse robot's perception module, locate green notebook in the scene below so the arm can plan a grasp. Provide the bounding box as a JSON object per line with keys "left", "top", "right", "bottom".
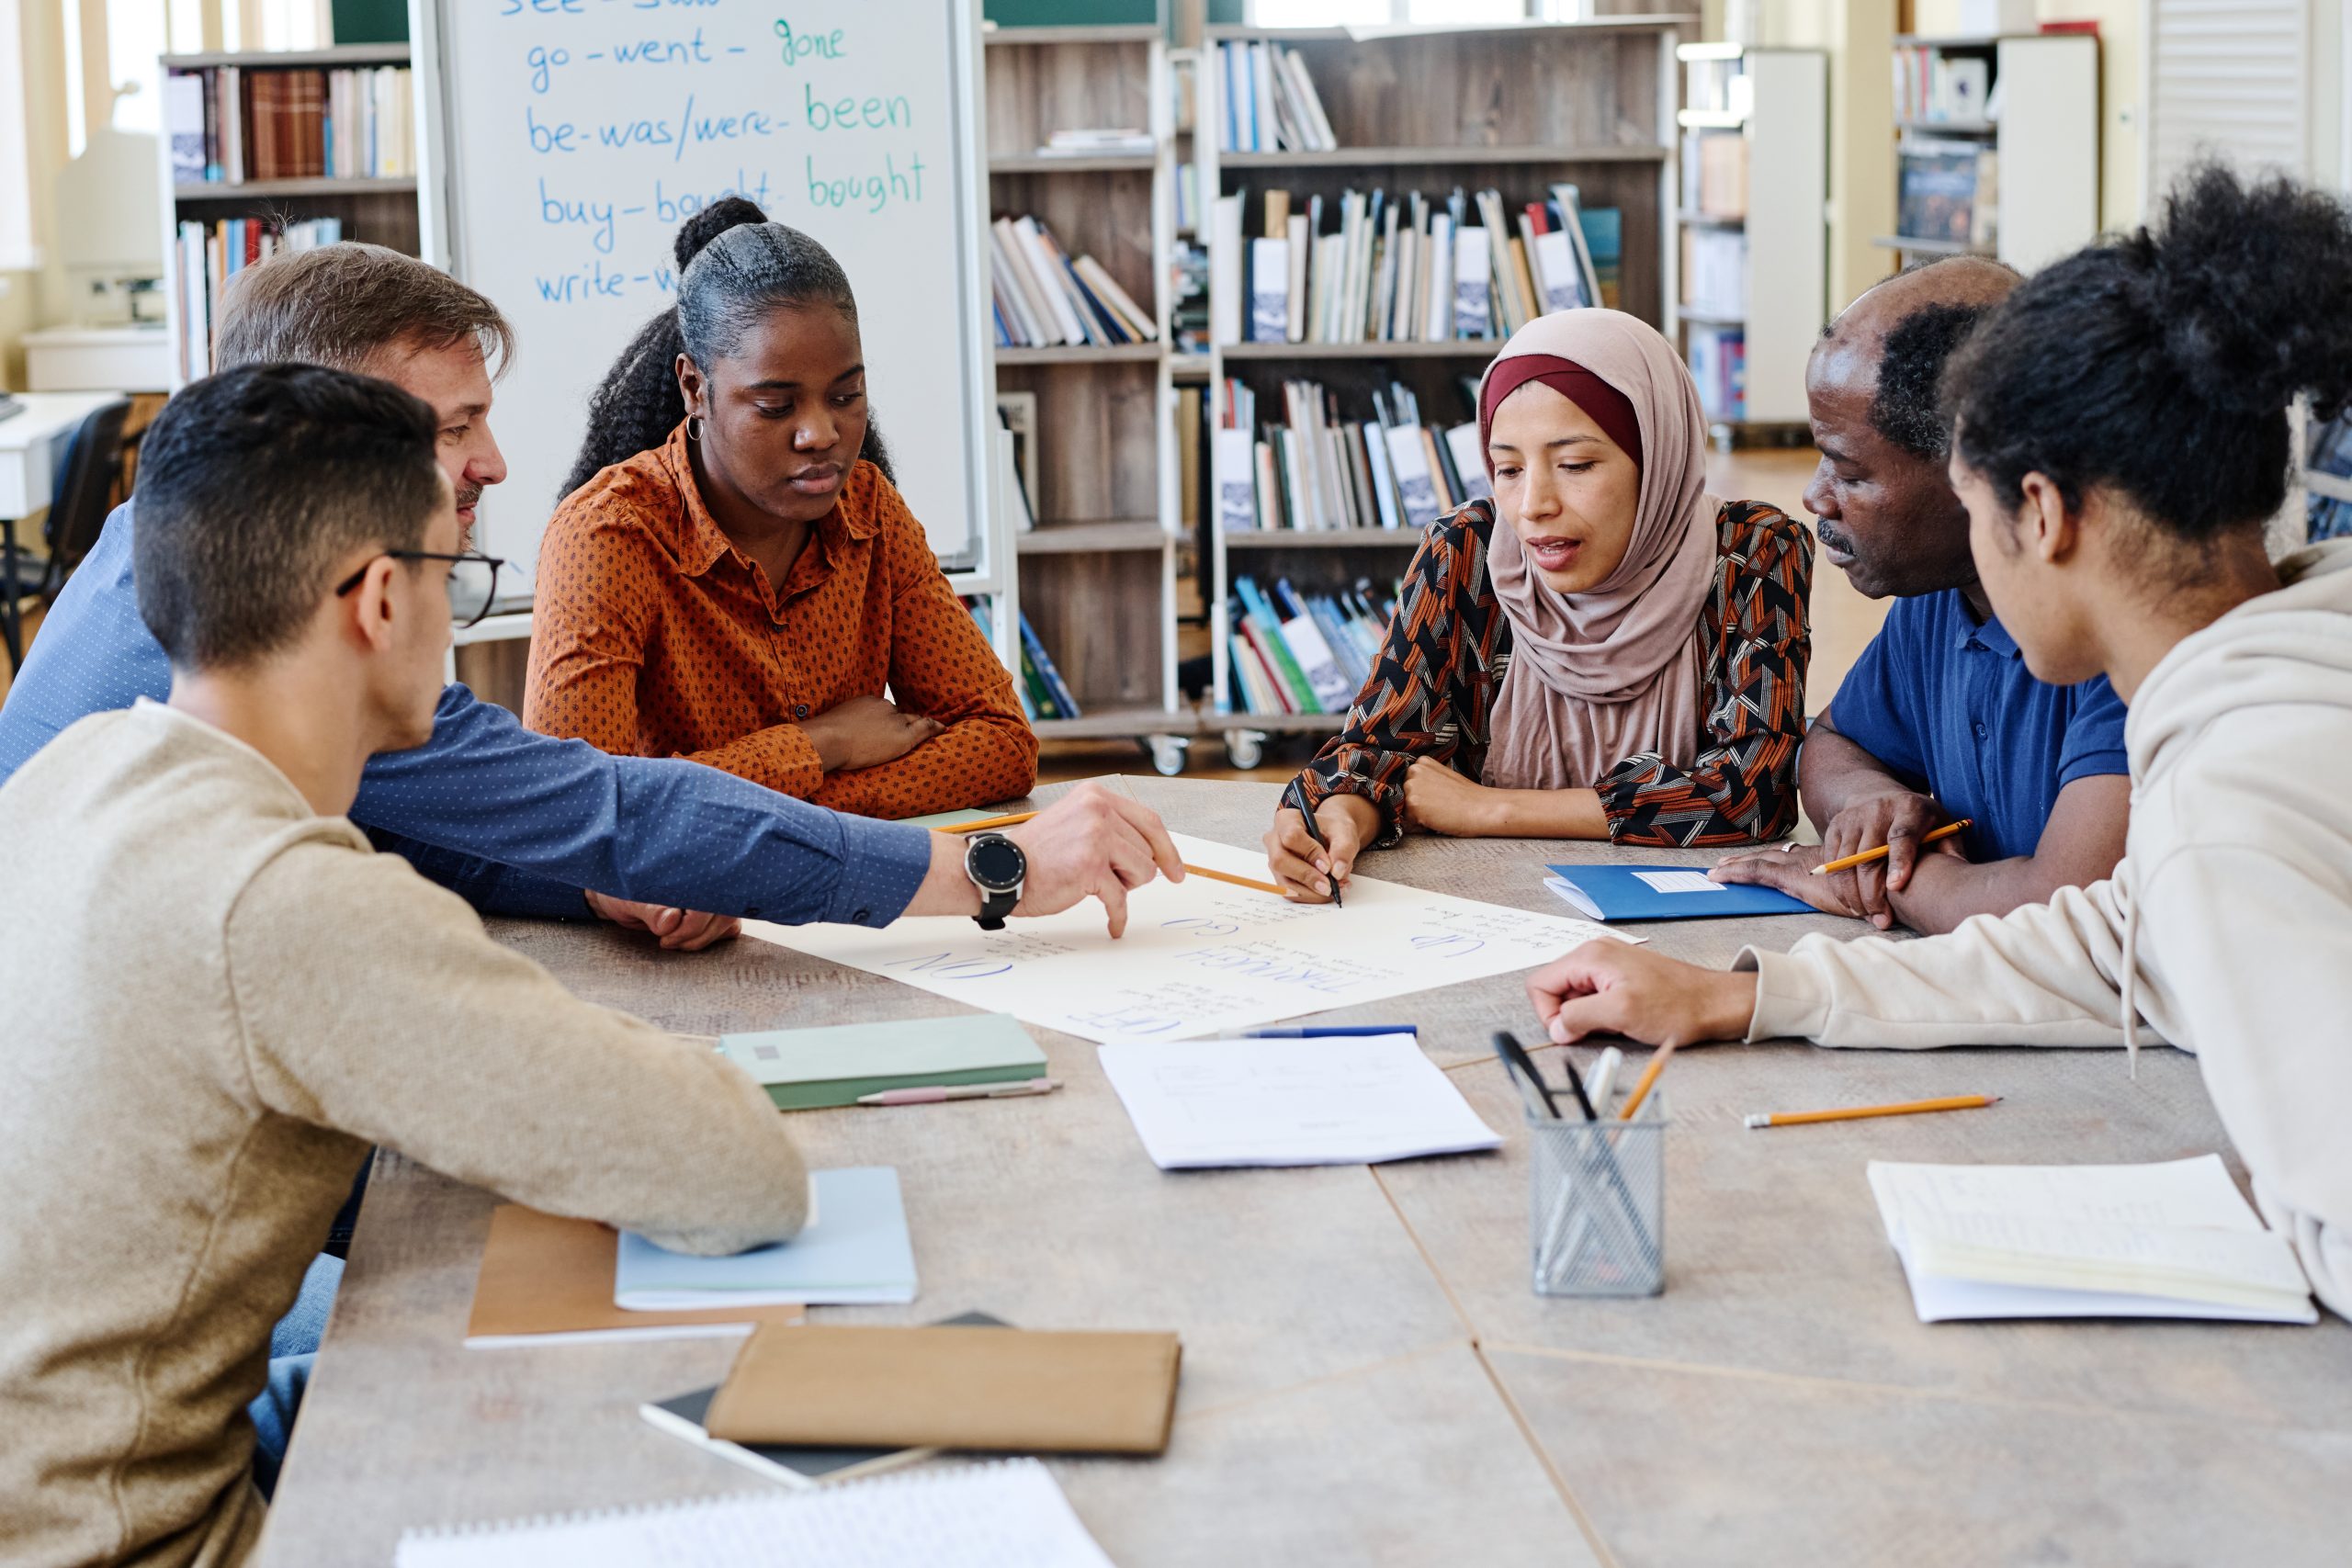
{"left": 718, "top": 1014, "right": 1048, "bottom": 1111}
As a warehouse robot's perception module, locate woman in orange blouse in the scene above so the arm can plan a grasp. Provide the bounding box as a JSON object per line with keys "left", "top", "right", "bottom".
{"left": 526, "top": 200, "right": 1036, "bottom": 818}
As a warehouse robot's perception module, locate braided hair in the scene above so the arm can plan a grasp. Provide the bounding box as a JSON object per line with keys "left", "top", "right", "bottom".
{"left": 560, "top": 197, "right": 896, "bottom": 500}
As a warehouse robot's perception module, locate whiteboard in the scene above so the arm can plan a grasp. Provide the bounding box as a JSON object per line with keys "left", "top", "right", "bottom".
{"left": 418, "top": 0, "right": 992, "bottom": 586}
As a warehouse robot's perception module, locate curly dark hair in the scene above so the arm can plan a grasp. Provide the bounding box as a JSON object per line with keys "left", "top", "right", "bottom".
{"left": 1869, "top": 298, "right": 2000, "bottom": 461}
{"left": 560, "top": 197, "right": 895, "bottom": 500}
{"left": 1945, "top": 162, "right": 2352, "bottom": 541}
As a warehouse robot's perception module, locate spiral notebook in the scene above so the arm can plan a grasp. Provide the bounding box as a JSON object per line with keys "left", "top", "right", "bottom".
{"left": 391, "top": 1460, "right": 1114, "bottom": 1567}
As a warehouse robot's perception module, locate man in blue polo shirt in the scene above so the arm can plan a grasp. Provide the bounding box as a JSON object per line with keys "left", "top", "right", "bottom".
{"left": 1714, "top": 257, "right": 2131, "bottom": 933}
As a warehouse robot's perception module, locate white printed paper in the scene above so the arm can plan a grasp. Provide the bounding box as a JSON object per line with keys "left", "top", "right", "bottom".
{"left": 747, "top": 833, "right": 1625, "bottom": 1043}
{"left": 1099, "top": 1034, "right": 1501, "bottom": 1168}
{"left": 1630, "top": 871, "right": 1729, "bottom": 896}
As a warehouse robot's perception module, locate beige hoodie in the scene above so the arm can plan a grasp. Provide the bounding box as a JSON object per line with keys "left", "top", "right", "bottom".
{"left": 1742, "top": 541, "right": 2352, "bottom": 1319}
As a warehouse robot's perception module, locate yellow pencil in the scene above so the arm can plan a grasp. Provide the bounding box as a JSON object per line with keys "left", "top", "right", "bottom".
{"left": 1184, "top": 864, "right": 1285, "bottom": 896}
{"left": 939, "top": 810, "right": 1040, "bottom": 834}
{"left": 1616, "top": 1043, "right": 1677, "bottom": 1121}
{"left": 1742, "top": 1093, "right": 2001, "bottom": 1130}
{"left": 1811, "top": 818, "right": 1972, "bottom": 876}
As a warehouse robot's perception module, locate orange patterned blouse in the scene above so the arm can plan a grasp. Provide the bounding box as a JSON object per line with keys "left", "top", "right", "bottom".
{"left": 524, "top": 423, "right": 1037, "bottom": 819}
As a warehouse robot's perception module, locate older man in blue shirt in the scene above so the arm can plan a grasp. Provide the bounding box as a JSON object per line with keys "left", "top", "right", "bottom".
{"left": 1713, "top": 257, "right": 2131, "bottom": 934}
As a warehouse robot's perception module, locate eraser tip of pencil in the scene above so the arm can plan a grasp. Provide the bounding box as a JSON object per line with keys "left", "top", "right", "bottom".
{"left": 1742, "top": 1112, "right": 1769, "bottom": 1130}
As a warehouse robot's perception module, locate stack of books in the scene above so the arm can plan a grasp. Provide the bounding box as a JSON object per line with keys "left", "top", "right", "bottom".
{"left": 1215, "top": 40, "right": 1336, "bottom": 153}
{"left": 1036, "top": 128, "right": 1153, "bottom": 157}
{"left": 164, "top": 65, "right": 415, "bottom": 185}
{"left": 1212, "top": 186, "right": 1607, "bottom": 347}
{"left": 174, "top": 217, "right": 344, "bottom": 383}
{"left": 1225, "top": 575, "right": 1396, "bottom": 718}
{"left": 1212, "top": 378, "right": 1488, "bottom": 536}
{"left": 989, "top": 215, "right": 1159, "bottom": 350}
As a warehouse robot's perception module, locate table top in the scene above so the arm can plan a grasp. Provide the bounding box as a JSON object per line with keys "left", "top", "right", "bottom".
{"left": 257, "top": 776, "right": 2352, "bottom": 1568}
{"left": 0, "top": 389, "right": 121, "bottom": 452}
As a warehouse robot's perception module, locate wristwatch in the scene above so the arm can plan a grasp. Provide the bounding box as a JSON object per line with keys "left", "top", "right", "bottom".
{"left": 963, "top": 832, "right": 1027, "bottom": 931}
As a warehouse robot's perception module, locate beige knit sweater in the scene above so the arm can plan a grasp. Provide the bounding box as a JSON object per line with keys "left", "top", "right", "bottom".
{"left": 0, "top": 702, "right": 809, "bottom": 1568}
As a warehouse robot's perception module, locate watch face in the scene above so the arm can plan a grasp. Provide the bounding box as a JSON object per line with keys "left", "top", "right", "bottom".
{"left": 967, "top": 835, "right": 1026, "bottom": 892}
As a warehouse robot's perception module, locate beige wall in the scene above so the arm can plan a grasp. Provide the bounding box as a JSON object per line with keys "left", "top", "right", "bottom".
{"left": 2, "top": 0, "right": 74, "bottom": 389}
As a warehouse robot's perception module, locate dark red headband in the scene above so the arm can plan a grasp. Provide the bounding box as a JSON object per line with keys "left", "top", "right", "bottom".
{"left": 1478, "top": 355, "right": 1644, "bottom": 474}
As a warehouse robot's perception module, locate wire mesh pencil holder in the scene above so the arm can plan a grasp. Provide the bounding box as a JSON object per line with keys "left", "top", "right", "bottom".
{"left": 1528, "top": 1098, "right": 1666, "bottom": 1297}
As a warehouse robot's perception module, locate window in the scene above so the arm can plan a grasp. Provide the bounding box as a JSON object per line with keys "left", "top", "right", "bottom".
{"left": 0, "top": 0, "right": 34, "bottom": 268}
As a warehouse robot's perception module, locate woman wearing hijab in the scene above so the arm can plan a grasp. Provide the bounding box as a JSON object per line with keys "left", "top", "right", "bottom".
{"left": 1263, "top": 309, "right": 1814, "bottom": 900}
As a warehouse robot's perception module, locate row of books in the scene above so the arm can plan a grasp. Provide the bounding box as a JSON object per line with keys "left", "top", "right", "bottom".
{"left": 1680, "top": 131, "right": 1747, "bottom": 220}
{"left": 962, "top": 600, "right": 1083, "bottom": 723}
{"left": 1679, "top": 227, "right": 1747, "bottom": 321}
{"left": 1898, "top": 141, "right": 1999, "bottom": 250}
{"left": 1688, "top": 327, "right": 1746, "bottom": 423}
{"left": 1215, "top": 40, "right": 1337, "bottom": 153}
{"left": 1225, "top": 576, "right": 1396, "bottom": 718}
{"left": 1209, "top": 185, "right": 1610, "bottom": 347}
{"left": 173, "top": 216, "right": 344, "bottom": 384}
{"left": 1212, "top": 378, "right": 1490, "bottom": 536}
{"left": 1893, "top": 46, "right": 1994, "bottom": 125}
{"left": 988, "top": 215, "right": 1159, "bottom": 350}
{"left": 165, "top": 65, "right": 415, "bottom": 185}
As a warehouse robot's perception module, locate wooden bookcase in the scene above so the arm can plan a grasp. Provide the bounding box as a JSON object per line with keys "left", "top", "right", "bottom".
{"left": 1875, "top": 33, "right": 2099, "bottom": 275}
{"left": 1195, "top": 19, "right": 1680, "bottom": 765}
{"left": 983, "top": 24, "right": 1187, "bottom": 771}
{"left": 1674, "top": 41, "right": 1827, "bottom": 436}
{"left": 154, "top": 43, "right": 422, "bottom": 389}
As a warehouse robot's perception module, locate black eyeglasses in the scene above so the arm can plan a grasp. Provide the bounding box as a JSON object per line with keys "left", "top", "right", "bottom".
{"left": 334, "top": 550, "right": 508, "bottom": 628}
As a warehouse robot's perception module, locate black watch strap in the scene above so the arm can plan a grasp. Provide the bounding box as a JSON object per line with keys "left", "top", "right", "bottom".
{"left": 976, "top": 887, "right": 1018, "bottom": 931}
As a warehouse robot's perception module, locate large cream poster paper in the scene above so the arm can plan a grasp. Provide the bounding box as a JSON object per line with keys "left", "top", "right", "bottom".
{"left": 745, "top": 834, "right": 1623, "bottom": 1042}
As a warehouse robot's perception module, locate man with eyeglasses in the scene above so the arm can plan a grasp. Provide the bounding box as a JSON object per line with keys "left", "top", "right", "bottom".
{"left": 0, "top": 243, "right": 1171, "bottom": 949}
{"left": 0, "top": 365, "right": 840, "bottom": 1568}
{"left": 0, "top": 246, "right": 1182, "bottom": 1503}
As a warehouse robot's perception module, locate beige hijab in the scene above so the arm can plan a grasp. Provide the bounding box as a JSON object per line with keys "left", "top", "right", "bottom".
{"left": 1477, "top": 310, "right": 1720, "bottom": 793}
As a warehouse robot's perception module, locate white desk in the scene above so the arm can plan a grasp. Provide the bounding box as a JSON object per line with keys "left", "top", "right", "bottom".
{"left": 0, "top": 390, "right": 120, "bottom": 522}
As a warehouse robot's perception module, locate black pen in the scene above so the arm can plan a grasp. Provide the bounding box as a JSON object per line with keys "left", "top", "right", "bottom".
{"left": 1299, "top": 807, "right": 1343, "bottom": 907}
{"left": 1490, "top": 1032, "right": 1557, "bottom": 1120}
{"left": 1554, "top": 1049, "right": 1600, "bottom": 1122}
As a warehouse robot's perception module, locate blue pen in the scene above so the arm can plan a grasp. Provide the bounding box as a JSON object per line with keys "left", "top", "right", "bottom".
{"left": 1244, "top": 1025, "right": 1419, "bottom": 1038}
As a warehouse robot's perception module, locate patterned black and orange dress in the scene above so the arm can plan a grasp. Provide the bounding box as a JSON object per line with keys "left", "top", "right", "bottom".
{"left": 1280, "top": 496, "right": 1814, "bottom": 849}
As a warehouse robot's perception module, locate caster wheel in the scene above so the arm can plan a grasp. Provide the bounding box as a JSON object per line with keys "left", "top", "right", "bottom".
{"left": 1223, "top": 729, "right": 1266, "bottom": 771}
{"left": 1147, "top": 735, "right": 1190, "bottom": 777}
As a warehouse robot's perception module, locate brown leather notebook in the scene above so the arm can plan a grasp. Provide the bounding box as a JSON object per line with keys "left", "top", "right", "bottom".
{"left": 705, "top": 1324, "right": 1182, "bottom": 1454}
{"left": 465, "top": 1205, "right": 805, "bottom": 1347}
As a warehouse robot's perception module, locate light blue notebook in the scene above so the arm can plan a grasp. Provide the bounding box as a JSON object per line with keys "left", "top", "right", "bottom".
{"left": 616, "top": 1168, "right": 917, "bottom": 1308}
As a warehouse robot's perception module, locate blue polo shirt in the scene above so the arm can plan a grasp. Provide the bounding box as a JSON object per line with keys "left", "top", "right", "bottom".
{"left": 1824, "top": 588, "right": 2130, "bottom": 863}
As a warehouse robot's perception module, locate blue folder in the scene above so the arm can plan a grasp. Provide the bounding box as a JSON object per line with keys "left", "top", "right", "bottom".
{"left": 616, "top": 1167, "right": 917, "bottom": 1307}
{"left": 1544, "top": 863, "right": 1814, "bottom": 922}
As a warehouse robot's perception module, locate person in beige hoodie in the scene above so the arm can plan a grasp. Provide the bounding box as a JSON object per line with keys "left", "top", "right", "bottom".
{"left": 1521, "top": 164, "right": 2352, "bottom": 1322}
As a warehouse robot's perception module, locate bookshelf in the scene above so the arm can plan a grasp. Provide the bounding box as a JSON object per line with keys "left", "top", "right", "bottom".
{"left": 155, "top": 43, "right": 422, "bottom": 388}
{"left": 1674, "top": 42, "right": 1827, "bottom": 436}
{"left": 1195, "top": 19, "right": 1680, "bottom": 760}
{"left": 983, "top": 24, "right": 1187, "bottom": 773}
{"left": 1876, "top": 33, "right": 2099, "bottom": 275}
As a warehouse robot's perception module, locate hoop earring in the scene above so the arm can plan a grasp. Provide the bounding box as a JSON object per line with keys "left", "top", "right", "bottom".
{"left": 686, "top": 415, "right": 705, "bottom": 444}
